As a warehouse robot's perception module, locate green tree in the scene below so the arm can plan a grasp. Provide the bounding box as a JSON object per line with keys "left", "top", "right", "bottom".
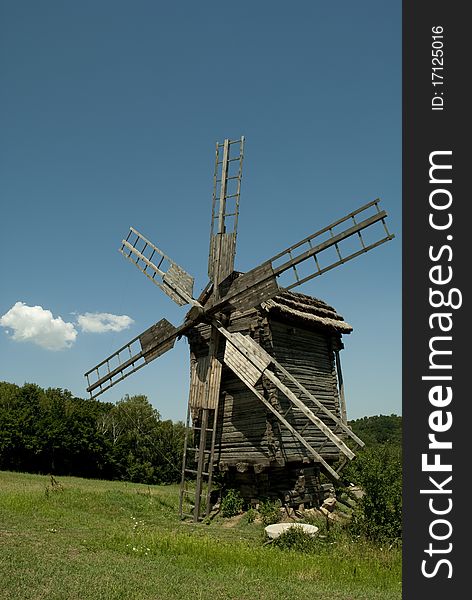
{"left": 0, "top": 383, "right": 45, "bottom": 472}
{"left": 154, "top": 418, "right": 186, "bottom": 483}
{"left": 0, "top": 382, "right": 110, "bottom": 477}
{"left": 345, "top": 444, "right": 402, "bottom": 542}
{"left": 102, "top": 394, "right": 183, "bottom": 484}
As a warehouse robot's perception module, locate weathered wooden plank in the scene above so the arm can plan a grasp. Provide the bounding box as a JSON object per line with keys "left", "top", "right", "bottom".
{"left": 224, "top": 344, "right": 262, "bottom": 387}
{"left": 270, "top": 360, "right": 364, "bottom": 448}
{"left": 208, "top": 232, "right": 237, "bottom": 286}
{"left": 209, "top": 264, "right": 279, "bottom": 313}
{"left": 188, "top": 353, "right": 222, "bottom": 410}
{"left": 223, "top": 332, "right": 272, "bottom": 385}
{"left": 140, "top": 319, "right": 178, "bottom": 362}
{"left": 164, "top": 263, "right": 194, "bottom": 299}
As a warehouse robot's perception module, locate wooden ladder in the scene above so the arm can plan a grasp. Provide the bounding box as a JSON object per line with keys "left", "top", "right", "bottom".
{"left": 179, "top": 404, "right": 220, "bottom": 522}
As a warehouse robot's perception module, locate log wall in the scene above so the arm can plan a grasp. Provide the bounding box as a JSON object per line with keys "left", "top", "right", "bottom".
{"left": 186, "top": 303, "right": 347, "bottom": 500}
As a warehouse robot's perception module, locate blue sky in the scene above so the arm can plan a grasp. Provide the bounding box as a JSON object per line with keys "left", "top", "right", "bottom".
{"left": 0, "top": 1, "right": 401, "bottom": 422}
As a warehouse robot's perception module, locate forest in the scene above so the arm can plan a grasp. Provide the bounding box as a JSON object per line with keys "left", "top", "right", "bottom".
{"left": 0, "top": 380, "right": 401, "bottom": 487}
{"left": 0, "top": 381, "right": 185, "bottom": 484}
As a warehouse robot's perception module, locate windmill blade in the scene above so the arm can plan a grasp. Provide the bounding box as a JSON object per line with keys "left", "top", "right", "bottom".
{"left": 120, "top": 227, "right": 196, "bottom": 307}
{"left": 208, "top": 136, "right": 245, "bottom": 288}
{"left": 84, "top": 319, "right": 184, "bottom": 399}
{"left": 209, "top": 199, "right": 394, "bottom": 314}
{"left": 215, "top": 323, "right": 359, "bottom": 479}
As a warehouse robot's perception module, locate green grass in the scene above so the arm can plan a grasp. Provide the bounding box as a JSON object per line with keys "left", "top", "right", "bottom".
{"left": 0, "top": 471, "right": 401, "bottom": 599}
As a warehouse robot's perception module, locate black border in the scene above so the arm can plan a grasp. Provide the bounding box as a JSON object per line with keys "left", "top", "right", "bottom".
{"left": 403, "top": 2, "right": 467, "bottom": 596}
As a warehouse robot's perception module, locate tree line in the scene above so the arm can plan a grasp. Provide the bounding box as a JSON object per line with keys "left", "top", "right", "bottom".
{"left": 0, "top": 381, "right": 185, "bottom": 484}
{"left": 349, "top": 414, "right": 402, "bottom": 447}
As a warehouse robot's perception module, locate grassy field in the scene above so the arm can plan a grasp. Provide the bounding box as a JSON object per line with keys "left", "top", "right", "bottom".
{"left": 0, "top": 471, "right": 401, "bottom": 600}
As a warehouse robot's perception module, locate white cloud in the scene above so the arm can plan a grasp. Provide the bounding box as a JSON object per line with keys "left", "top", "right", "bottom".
{"left": 0, "top": 303, "right": 135, "bottom": 350}
{"left": 0, "top": 302, "right": 78, "bottom": 351}
{"left": 77, "top": 312, "right": 134, "bottom": 333}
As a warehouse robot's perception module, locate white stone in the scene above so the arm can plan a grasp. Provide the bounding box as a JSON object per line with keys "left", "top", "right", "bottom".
{"left": 264, "top": 523, "right": 319, "bottom": 539}
{"left": 322, "top": 497, "right": 337, "bottom": 511}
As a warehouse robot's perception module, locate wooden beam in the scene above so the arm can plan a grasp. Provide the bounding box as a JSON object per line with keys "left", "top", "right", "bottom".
{"left": 233, "top": 375, "right": 340, "bottom": 480}
{"left": 274, "top": 354, "right": 364, "bottom": 448}
{"left": 335, "top": 350, "right": 348, "bottom": 426}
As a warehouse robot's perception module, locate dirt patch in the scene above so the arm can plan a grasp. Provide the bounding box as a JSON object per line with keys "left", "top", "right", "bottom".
{"left": 221, "top": 513, "right": 245, "bottom": 528}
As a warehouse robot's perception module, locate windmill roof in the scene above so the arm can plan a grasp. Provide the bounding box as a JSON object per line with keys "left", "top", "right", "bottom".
{"left": 260, "top": 291, "right": 353, "bottom": 334}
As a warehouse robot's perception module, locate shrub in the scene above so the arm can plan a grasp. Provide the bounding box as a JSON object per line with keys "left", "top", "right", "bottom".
{"left": 271, "top": 526, "right": 318, "bottom": 553}
{"left": 220, "top": 489, "right": 243, "bottom": 517}
{"left": 345, "top": 444, "right": 402, "bottom": 542}
{"left": 259, "top": 499, "right": 281, "bottom": 526}
{"left": 245, "top": 508, "right": 257, "bottom": 523}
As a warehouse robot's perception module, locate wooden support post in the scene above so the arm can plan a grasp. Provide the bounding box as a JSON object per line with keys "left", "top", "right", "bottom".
{"left": 335, "top": 350, "right": 347, "bottom": 424}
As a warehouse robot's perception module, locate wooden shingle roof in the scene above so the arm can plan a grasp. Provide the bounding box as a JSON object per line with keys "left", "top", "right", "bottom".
{"left": 260, "top": 291, "right": 353, "bottom": 334}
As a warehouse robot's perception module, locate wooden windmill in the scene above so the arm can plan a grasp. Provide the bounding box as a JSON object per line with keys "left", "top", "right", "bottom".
{"left": 85, "top": 136, "right": 394, "bottom": 521}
